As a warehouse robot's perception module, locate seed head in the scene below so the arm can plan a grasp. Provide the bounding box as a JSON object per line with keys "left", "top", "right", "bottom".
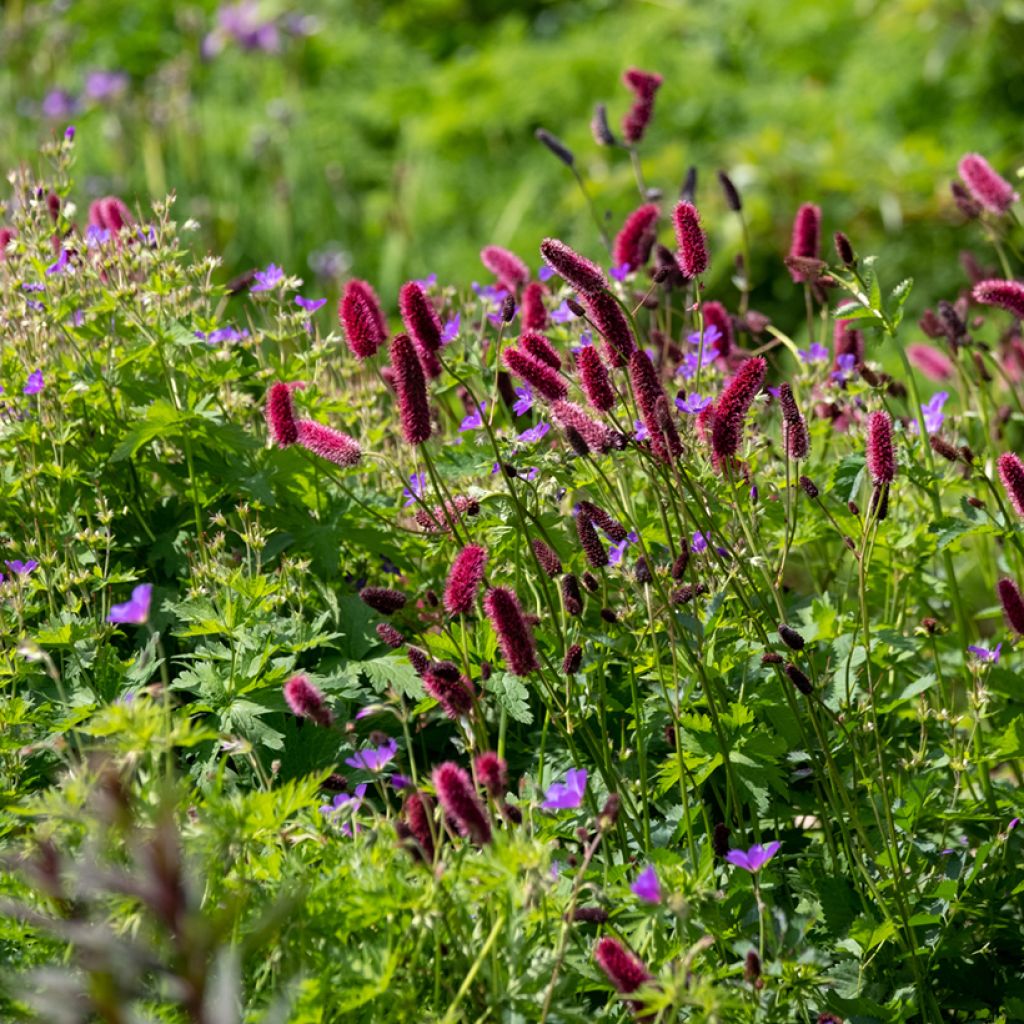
{"left": 785, "top": 662, "right": 813, "bottom": 696}
{"left": 799, "top": 475, "right": 819, "bottom": 498}
{"left": 576, "top": 512, "right": 608, "bottom": 568}
{"left": 376, "top": 623, "right": 405, "bottom": 648}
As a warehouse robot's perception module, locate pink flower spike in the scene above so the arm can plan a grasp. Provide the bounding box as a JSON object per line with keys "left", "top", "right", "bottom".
{"left": 958, "top": 153, "right": 1018, "bottom": 215}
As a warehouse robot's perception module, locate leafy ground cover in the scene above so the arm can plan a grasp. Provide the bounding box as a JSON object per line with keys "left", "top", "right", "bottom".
{"left": 2, "top": 53, "right": 1024, "bottom": 1024}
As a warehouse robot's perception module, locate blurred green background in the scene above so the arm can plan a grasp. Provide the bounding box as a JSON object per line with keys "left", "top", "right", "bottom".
{"left": 2, "top": 0, "right": 1023, "bottom": 313}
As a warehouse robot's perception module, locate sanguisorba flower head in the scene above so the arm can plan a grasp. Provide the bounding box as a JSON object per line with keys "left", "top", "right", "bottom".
{"left": 998, "top": 452, "right": 1024, "bottom": 516}
{"left": 834, "top": 319, "right": 864, "bottom": 367}
{"left": 539, "top": 238, "right": 608, "bottom": 294}
{"left": 702, "top": 301, "right": 733, "bottom": 359}
{"left": 613, "top": 203, "right": 660, "bottom": 271}
{"left": 672, "top": 201, "right": 709, "bottom": 278}
{"left": 594, "top": 936, "right": 654, "bottom": 1009}
{"left": 295, "top": 420, "right": 361, "bottom": 467}
{"left": 339, "top": 279, "right": 387, "bottom": 360}
{"left": 390, "top": 333, "right": 432, "bottom": 444}
{"left": 866, "top": 410, "right": 896, "bottom": 485}
{"left": 531, "top": 538, "right": 563, "bottom": 578}
{"left": 958, "top": 153, "right": 1019, "bottom": 215}
{"left": 629, "top": 350, "right": 682, "bottom": 461}
{"left": 433, "top": 762, "right": 491, "bottom": 845}
{"left": 474, "top": 752, "right": 508, "bottom": 798}
{"left": 777, "top": 383, "right": 809, "bottom": 460}
{"left": 359, "top": 587, "right": 407, "bottom": 614}
{"left": 973, "top": 279, "right": 1024, "bottom": 320}
{"left": 520, "top": 330, "right": 562, "bottom": 370}
{"left": 283, "top": 674, "right": 333, "bottom": 727}
{"left": 580, "top": 289, "right": 637, "bottom": 367}
{"left": 551, "top": 400, "right": 617, "bottom": 453}
{"left": 710, "top": 356, "right": 767, "bottom": 466}
{"left": 444, "top": 544, "right": 488, "bottom": 615}
{"left": 788, "top": 203, "right": 821, "bottom": 282}
{"left": 399, "top": 280, "right": 443, "bottom": 353}
{"left": 266, "top": 382, "right": 299, "bottom": 447}
{"left": 996, "top": 577, "right": 1024, "bottom": 633}
{"left": 401, "top": 791, "right": 436, "bottom": 862}
{"left": 521, "top": 281, "right": 549, "bottom": 330}
{"left": 621, "top": 67, "right": 663, "bottom": 144}
{"left": 484, "top": 586, "right": 539, "bottom": 676}
{"left": 502, "top": 347, "right": 568, "bottom": 401}
{"left": 576, "top": 345, "right": 617, "bottom": 413}
{"left": 480, "top": 245, "right": 530, "bottom": 293}
{"left": 88, "top": 195, "right": 133, "bottom": 233}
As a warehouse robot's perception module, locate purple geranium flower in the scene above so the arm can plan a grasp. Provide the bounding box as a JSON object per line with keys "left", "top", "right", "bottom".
{"left": 725, "top": 841, "right": 781, "bottom": 873}
{"left": 24, "top": 370, "right": 44, "bottom": 395}
{"left": 108, "top": 583, "right": 153, "bottom": 625}
{"left": 41, "top": 89, "right": 78, "bottom": 119}
{"left": 608, "top": 531, "right": 639, "bottom": 567}
{"left": 441, "top": 314, "right": 460, "bottom": 344}
{"left": 550, "top": 300, "right": 577, "bottom": 324}
{"left": 460, "top": 400, "right": 486, "bottom": 432}
{"left": 46, "top": 249, "right": 70, "bottom": 276}
{"left": 691, "top": 530, "right": 709, "bottom": 554}
{"left": 64, "top": 125, "right": 76, "bottom": 142}
{"left": 538, "top": 264, "right": 555, "bottom": 282}
{"left": 390, "top": 773, "right": 413, "bottom": 791}
{"left": 631, "top": 864, "right": 662, "bottom": 903}
{"left": 518, "top": 421, "right": 550, "bottom": 444}
{"left": 921, "top": 391, "right": 949, "bottom": 434}
{"left": 86, "top": 224, "right": 111, "bottom": 248}
{"left": 403, "top": 472, "right": 426, "bottom": 507}
{"left": 570, "top": 330, "right": 593, "bottom": 354}
{"left": 830, "top": 353, "right": 857, "bottom": 384}
{"left": 345, "top": 736, "right": 398, "bottom": 772}
{"left": 797, "top": 342, "right": 829, "bottom": 364}
{"left": 295, "top": 295, "right": 326, "bottom": 313}
{"left": 84, "top": 70, "right": 128, "bottom": 102}
{"left": 610, "top": 263, "right": 631, "bottom": 282}
{"left": 251, "top": 263, "right": 284, "bottom": 292}
{"left": 542, "top": 768, "right": 587, "bottom": 810}
{"left": 5, "top": 559, "right": 39, "bottom": 575}
{"left": 319, "top": 783, "right": 368, "bottom": 835}
{"left": 634, "top": 419, "right": 650, "bottom": 442}
{"left": 968, "top": 643, "right": 1001, "bottom": 664}
{"left": 415, "top": 273, "right": 437, "bottom": 290}
{"left": 675, "top": 393, "right": 712, "bottom": 414}
{"left": 687, "top": 325, "right": 722, "bottom": 349}
{"left": 513, "top": 385, "right": 534, "bottom": 417}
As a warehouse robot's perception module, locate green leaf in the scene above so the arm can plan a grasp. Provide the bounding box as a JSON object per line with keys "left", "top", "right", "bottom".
{"left": 832, "top": 453, "right": 866, "bottom": 503}
{"left": 484, "top": 672, "right": 533, "bottom": 724}
{"left": 351, "top": 655, "right": 424, "bottom": 701}
{"left": 111, "top": 399, "right": 191, "bottom": 462}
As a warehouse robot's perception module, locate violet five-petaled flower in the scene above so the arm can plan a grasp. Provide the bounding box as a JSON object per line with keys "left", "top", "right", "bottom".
{"left": 295, "top": 295, "right": 326, "bottom": 313}
{"left": 5, "top": 559, "right": 39, "bottom": 575}
{"left": 345, "top": 737, "right": 398, "bottom": 772}
{"left": 251, "top": 263, "right": 284, "bottom": 292}
{"left": 542, "top": 768, "right": 587, "bottom": 810}
{"left": 725, "top": 841, "right": 781, "bottom": 872}
{"left": 518, "top": 421, "right": 550, "bottom": 444}
{"left": 631, "top": 864, "right": 662, "bottom": 903}
{"left": 108, "top": 583, "right": 153, "bottom": 625}
{"left": 608, "top": 531, "right": 639, "bottom": 566}
{"left": 797, "top": 342, "right": 829, "bottom": 364}
{"left": 691, "top": 530, "right": 709, "bottom": 554}
{"left": 676, "top": 393, "right": 712, "bottom": 414}
{"left": 402, "top": 472, "right": 426, "bottom": 507}
{"left": 633, "top": 420, "right": 649, "bottom": 441}
{"left": 968, "top": 643, "right": 1001, "bottom": 665}
{"left": 460, "top": 400, "right": 486, "bottom": 432}
{"left": 831, "top": 353, "right": 857, "bottom": 383}
{"left": 24, "top": 369, "right": 44, "bottom": 395}
{"left": 921, "top": 391, "right": 949, "bottom": 434}
{"left": 513, "top": 385, "right": 534, "bottom": 416}
{"left": 441, "top": 314, "right": 460, "bottom": 344}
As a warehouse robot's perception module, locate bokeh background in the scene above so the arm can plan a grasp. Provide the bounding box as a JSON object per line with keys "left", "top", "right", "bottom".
{"left": 2, "top": 0, "right": 1023, "bottom": 317}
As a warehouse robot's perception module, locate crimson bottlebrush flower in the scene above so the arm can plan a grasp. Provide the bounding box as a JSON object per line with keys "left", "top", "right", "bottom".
{"left": 576, "top": 346, "right": 617, "bottom": 412}
{"left": 613, "top": 203, "right": 660, "bottom": 271}
{"left": 444, "top": 544, "right": 488, "bottom": 615}
{"left": 266, "top": 382, "right": 299, "bottom": 447}
{"left": 621, "top": 67, "right": 663, "bottom": 144}
{"left": 399, "top": 280, "right": 443, "bottom": 353}
{"left": 710, "top": 356, "right": 767, "bottom": 465}
{"left": 520, "top": 330, "right": 562, "bottom": 370}
{"left": 671, "top": 541, "right": 690, "bottom": 580}
{"left": 629, "top": 350, "right": 682, "bottom": 461}
{"left": 562, "top": 643, "right": 583, "bottom": 675}
{"left": 702, "top": 301, "right": 733, "bottom": 359}
{"left": 998, "top": 452, "right": 1024, "bottom": 516}
{"left": 565, "top": 427, "right": 590, "bottom": 457}
{"left": 433, "top": 762, "right": 491, "bottom": 845}
{"left": 930, "top": 435, "right": 959, "bottom": 462}
{"left": 788, "top": 203, "right": 822, "bottom": 282}
{"left": 430, "top": 660, "right": 461, "bottom": 683}
{"left": 484, "top": 587, "right": 539, "bottom": 676}
{"left": 997, "top": 578, "right": 1024, "bottom": 633}
{"left": 580, "top": 289, "right": 637, "bottom": 367}
{"left": 561, "top": 574, "right": 583, "bottom": 616}
{"left": 672, "top": 583, "right": 708, "bottom": 604}
{"left": 907, "top": 343, "right": 954, "bottom": 381}
{"left": 89, "top": 195, "right": 133, "bottom": 233}
{"left": 413, "top": 335, "right": 443, "bottom": 379}
{"left": 594, "top": 936, "right": 654, "bottom": 1005}
{"left": 712, "top": 822, "right": 731, "bottom": 857}
{"left": 474, "top": 752, "right": 508, "bottom": 798}
{"left": 577, "top": 501, "right": 628, "bottom": 542}
{"left": 958, "top": 153, "right": 1018, "bottom": 215}
{"left": 539, "top": 238, "right": 608, "bottom": 293}
{"left": 551, "top": 400, "right": 617, "bottom": 453}
{"left": 672, "top": 201, "right": 709, "bottom": 278}
{"left": 531, "top": 539, "right": 562, "bottom": 577}
{"left": 414, "top": 496, "right": 480, "bottom": 533}
{"left": 360, "top": 587, "right": 407, "bottom": 615}
{"left": 295, "top": 419, "right": 362, "bottom": 467}
{"left": 866, "top": 411, "right": 896, "bottom": 484}
{"left": 777, "top": 383, "right": 810, "bottom": 460}
{"left": 0, "top": 226, "right": 16, "bottom": 260}
{"left": 785, "top": 663, "right": 813, "bottom": 696}
{"left": 407, "top": 646, "right": 430, "bottom": 676}
{"left": 376, "top": 622, "right": 405, "bottom": 648}
{"left": 283, "top": 674, "right": 333, "bottom": 727}
{"left": 799, "top": 476, "right": 819, "bottom": 498}
{"left": 576, "top": 511, "right": 608, "bottom": 568}
{"left": 339, "top": 279, "right": 387, "bottom": 360}
{"left": 401, "top": 792, "right": 436, "bottom": 862}
{"left": 973, "top": 279, "right": 1024, "bottom": 319}
{"left": 480, "top": 245, "right": 529, "bottom": 293}
{"left": 521, "top": 281, "right": 549, "bottom": 330}
{"left": 834, "top": 319, "right": 864, "bottom": 368}
{"left": 423, "top": 670, "right": 475, "bottom": 718}
{"left": 502, "top": 347, "right": 568, "bottom": 401}
{"left": 391, "top": 333, "right": 432, "bottom": 444}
